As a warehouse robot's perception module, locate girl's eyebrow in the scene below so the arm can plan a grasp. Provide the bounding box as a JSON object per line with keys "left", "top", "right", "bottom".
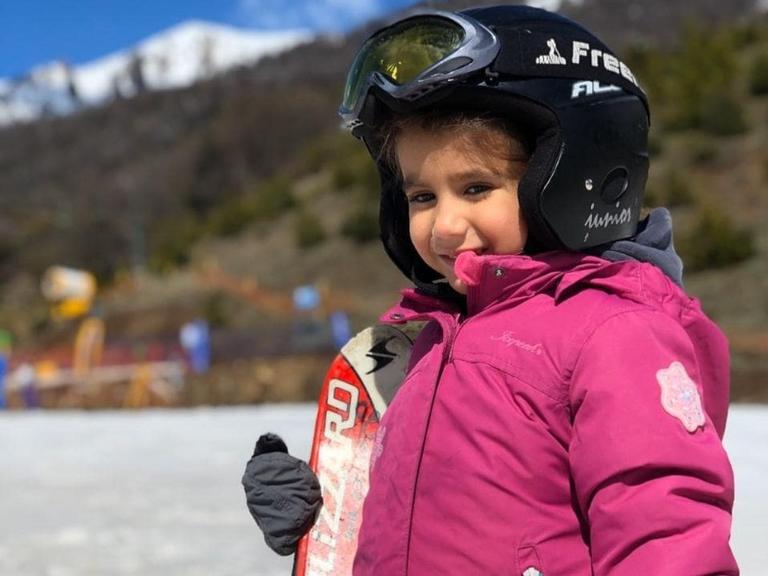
{"left": 445, "top": 158, "right": 528, "bottom": 183}
{"left": 446, "top": 168, "right": 502, "bottom": 183}
{"left": 402, "top": 168, "right": 501, "bottom": 189}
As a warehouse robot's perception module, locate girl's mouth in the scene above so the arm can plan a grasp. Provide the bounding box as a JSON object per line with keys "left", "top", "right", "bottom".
{"left": 439, "top": 255, "right": 457, "bottom": 268}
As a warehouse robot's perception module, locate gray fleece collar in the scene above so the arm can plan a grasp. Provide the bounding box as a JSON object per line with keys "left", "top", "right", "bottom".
{"left": 600, "top": 207, "right": 684, "bottom": 287}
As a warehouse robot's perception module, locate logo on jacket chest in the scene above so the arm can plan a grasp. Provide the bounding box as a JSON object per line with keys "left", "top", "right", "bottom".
{"left": 491, "top": 331, "right": 544, "bottom": 356}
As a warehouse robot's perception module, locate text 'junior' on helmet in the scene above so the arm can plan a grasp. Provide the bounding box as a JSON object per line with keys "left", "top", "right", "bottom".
{"left": 339, "top": 4, "right": 650, "bottom": 294}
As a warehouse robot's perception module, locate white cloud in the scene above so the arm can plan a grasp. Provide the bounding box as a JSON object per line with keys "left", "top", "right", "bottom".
{"left": 236, "top": 0, "right": 388, "bottom": 32}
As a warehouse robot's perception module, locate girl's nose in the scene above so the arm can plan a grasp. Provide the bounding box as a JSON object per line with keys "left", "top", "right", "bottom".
{"left": 431, "top": 200, "right": 467, "bottom": 248}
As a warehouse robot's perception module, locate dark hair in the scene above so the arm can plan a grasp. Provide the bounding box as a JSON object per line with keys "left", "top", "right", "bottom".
{"left": 376, "top": 108, "right": 532, "bottom": 176}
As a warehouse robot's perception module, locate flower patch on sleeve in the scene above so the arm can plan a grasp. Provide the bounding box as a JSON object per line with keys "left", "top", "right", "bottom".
{"left": 656, "top": 361, "right": 706, "bottom": 433}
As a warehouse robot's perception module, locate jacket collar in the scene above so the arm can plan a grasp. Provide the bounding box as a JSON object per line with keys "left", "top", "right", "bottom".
{"left": 457, "top": 250, "right": 581, "bottom": 314}
{"left": 382, "top": 250, "right": 650, "bottom": 322}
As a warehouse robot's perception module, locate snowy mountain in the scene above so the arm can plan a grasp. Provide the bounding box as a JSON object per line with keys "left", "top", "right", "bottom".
{"left": 0, "top": 21, "right": 314, "bottom": 125}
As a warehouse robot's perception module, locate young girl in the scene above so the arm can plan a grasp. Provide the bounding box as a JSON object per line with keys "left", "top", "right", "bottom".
{"left": 245, "top": 5, "right": 737, "bottom": 574}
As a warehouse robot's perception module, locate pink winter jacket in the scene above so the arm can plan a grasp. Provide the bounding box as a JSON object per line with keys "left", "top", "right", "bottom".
{"left": 353, "top": 251, "right": 737, "bottom": 575}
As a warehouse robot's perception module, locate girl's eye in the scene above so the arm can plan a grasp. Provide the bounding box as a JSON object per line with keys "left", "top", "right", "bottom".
{"left": 465, "top": 184, "right": 492, "bottom": 197}
{"left": 407, "top": 192, "right": 434, "bottom": 204}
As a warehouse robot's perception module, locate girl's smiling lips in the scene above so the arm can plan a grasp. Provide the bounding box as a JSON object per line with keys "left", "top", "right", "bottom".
{"left": 439, "top": 249, "right": 482, "bottom": 262}
{"left": 436, "top": 250, "right": 486, "bottom": 275}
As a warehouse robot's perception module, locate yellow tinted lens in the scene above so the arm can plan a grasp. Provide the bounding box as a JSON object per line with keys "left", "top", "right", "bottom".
{"left": 343, "top": 18, "right": 464, "bottom": 111}
{"left": 378, "top": 27, "right": 460, "bottom": 83}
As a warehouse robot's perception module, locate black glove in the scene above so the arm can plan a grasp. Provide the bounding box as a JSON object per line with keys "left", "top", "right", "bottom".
{"left": 242, "top": 433, "right": 322, "bottom": 556}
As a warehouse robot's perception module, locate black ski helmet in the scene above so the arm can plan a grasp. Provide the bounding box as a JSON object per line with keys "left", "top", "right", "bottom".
{"left": 339, "top": 5, "right": 650, "bottom": 297}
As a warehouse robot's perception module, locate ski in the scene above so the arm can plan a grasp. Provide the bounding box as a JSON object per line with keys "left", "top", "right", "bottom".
{"left": 294, "top": 323, "right": 421, "bottom": 576}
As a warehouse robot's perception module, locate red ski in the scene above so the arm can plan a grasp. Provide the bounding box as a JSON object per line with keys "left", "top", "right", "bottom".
{"left": 294, "top": 323, "right": 421, "bottom": 576}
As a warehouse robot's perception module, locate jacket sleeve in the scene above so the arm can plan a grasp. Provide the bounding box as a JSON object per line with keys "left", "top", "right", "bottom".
{"left": 568, "top": 310, "right": 738, "bottom": 575}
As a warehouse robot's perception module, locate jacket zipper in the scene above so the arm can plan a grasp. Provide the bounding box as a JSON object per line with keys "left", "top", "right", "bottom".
{"left": 405, "top": 310, "right": 464, "bottom": 576}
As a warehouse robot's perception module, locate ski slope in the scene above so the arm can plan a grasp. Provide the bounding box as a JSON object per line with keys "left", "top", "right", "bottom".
{"left": 0, "top": 404, "right": 765, "bottom": 575}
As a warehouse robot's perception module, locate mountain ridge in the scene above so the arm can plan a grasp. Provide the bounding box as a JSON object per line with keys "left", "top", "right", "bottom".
{"left": 0, "top": 20, "right": 313, "bottom": 125}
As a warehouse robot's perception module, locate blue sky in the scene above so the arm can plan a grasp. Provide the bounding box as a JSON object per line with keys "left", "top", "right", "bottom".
{"left": 0, "top": 0, "right": 419, "bottom": 77}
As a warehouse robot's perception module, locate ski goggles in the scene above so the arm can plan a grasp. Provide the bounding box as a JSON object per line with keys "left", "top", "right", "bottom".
{"left": 339, "top": 10, "right": 499, "bottom": 128}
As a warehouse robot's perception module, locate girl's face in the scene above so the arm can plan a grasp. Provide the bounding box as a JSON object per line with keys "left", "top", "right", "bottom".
{"left": 396, "top": 125, "right": 529, "bottom": 295}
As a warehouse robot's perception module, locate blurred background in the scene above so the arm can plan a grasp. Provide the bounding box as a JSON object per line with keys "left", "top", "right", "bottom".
{"left": 0, "top": 0, "right": 765, "bottom": 408}
{"left": 0, "top": 0, "right": 765, "bottom": 574}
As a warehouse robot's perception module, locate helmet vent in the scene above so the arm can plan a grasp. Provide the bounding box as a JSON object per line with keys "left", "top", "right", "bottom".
{"left": 600, "top": 167, "right": 630, "bottom": 203}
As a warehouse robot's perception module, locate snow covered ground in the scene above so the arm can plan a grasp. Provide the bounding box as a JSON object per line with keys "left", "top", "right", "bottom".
{"left": 0, "top": 404, "right": 765, "bottom": 575}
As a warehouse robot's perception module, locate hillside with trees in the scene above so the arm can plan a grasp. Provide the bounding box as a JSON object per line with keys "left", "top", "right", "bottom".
{"left": 0, "top": 0, "right": 766, "bottom": 404}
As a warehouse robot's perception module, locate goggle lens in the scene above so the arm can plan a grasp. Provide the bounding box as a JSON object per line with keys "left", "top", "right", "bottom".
{"left": 342, "top": 17, "right": 465, "bottom": 113}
